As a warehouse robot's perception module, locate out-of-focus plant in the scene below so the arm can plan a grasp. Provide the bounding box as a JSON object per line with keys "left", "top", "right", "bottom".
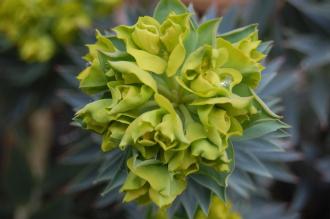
{"left": 0, "top": 1, "right": 122, "bottom": 219}
{"left": 69, "top": 0, "right": 293, "bottom": 217}
{"left": 276, "top": 0, "right": 330, "bottom": 217}
{"left": 0, "top": 0, "right": 120, "bottom": 62}
{"left": 182, "top": 0, "right": 249, "bottom": 16}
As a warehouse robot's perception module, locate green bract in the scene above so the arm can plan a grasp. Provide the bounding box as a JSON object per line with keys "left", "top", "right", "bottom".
{"left": 153, "top": 196, "right": 241, "bottom": 219}
{"left": 114, "top": 12, "right": 189, "bottom": 76}
{"left": 75, "top": 0, "right": 283, "bottom": 209}
{"left": 195, "top": 196, "right": 241, "bottom": 219}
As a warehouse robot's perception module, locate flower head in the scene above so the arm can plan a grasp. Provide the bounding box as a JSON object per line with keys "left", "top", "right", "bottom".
{"left": 75, "top": 0, "right": 281, "bottom": 208}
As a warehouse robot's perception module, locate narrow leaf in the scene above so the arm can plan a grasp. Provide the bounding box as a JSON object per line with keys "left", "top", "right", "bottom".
{"left": 154, "top": 0, "right": 188, "bottom": 22}
{"left": 197, "top": 18, "right": 222, "bottom": 47}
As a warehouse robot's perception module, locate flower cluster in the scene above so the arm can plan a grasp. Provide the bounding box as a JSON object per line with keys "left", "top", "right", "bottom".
{"left": 0, "top": 0, "right": 120, "bottom": 62}
{"left": 75, "top": 0, "right": 278, "bottom": 208}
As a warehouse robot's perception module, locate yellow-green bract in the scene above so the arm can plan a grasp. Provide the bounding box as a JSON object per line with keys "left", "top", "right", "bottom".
{"left": 195, "top": 196, "right": 241, "bottom": 219}
{"left": 75, "top": 0, "right": 281, "bottom": 208}
{"left": 154, "top": 196, "right": 241, "bottom": 219}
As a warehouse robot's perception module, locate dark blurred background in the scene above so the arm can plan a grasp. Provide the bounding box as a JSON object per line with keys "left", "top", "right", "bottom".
{"left": 0, "top": 0, "right": 329, "bottom": 218}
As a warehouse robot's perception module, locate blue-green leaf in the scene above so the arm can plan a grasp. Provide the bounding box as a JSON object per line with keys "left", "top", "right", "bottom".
{"left": 197, "top": 18, "right": 222, "bottom": 47}
{"left": 233, "top": 120, "right": 289, "bottom": 141}
{"left": 154, "top": 0, "right": 188, "bottom": 22}
{"left": 191, "top": 174, "right": 227, "bottom": 201}
{"left": 220, "top": 24, "right": 258, "bottom": 43}
{"left": 235, "top": 148, "right": 272, "bottom": 178}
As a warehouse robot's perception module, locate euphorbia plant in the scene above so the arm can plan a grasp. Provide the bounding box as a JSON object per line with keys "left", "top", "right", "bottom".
{"left": 74, "top": 0, "right": 289, "bottom": 216}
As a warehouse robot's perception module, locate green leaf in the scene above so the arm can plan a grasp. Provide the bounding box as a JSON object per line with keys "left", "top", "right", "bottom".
{"left": 109, "top": 36, "right": 126, "bottom": 51}
{"left": 254, "top": 151, "right": 302, "bottom": 162}
{"left": 109, "top": 61, "right": 158, "bottom": 92}
{"left": 184, "top": 28, "right": 198, "bottom": 56}
{"left": 98, "top": 51, "right": 112, "bottom": 73}
{"left": 190, "top": 143, "right": 235, "bottom": 202}
{"left": 153, "top": 0, "right": 188, "bottom": 23}
{"left": 235, "top": 148, "right": 272, "bottom": 178}
{"left": 95, "top": 188, "right": 121, "bottom": 208}
{"left": 189, "top": 180, "right": 211, "bottom": 215}
{"left": 233, "top": 119, "right": 289, "bottom": 141}
{"left": 220, "top": 24, "right": 258, "bottom": 43}
{"left": 94, "top": 150, "right": 123, "bottom": 183}
{"left": 235, "top": 139, "right": 284, "bottom": 153}
{"left": 229, "top": 170, "right": 255, "bottom": 198}
{"left": 77, "top": 64, "right": 108, "bottom": 95}
{"left": 257, "top": 58, "right": 282, "bottom": 94}
{"left": 191, "top": 175, "right": 226, "bottom": 201}
{"left": 197, "top": 18, "right": 222, "bottom": 48}
{"left": 180, "top": 186, "right": 198, "bottom": 219}
{"left": 263, "top": 162, "right": 297, "bottom": 183}
{"left": 101, "top": 169, "right": 127, "bottom": 196}
{"left": 251, "top": 88, "right": 281, "bottom": 118}
{"left": 197, "top": 165, "right": 227, "bottom": 187}
{"left": 257, "top": 41, "right": 273, "bottom": 55}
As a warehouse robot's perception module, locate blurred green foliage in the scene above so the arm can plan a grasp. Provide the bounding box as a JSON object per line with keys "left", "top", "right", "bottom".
{"left": 0, "top": 0, "right": 120, "bottom": 62}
